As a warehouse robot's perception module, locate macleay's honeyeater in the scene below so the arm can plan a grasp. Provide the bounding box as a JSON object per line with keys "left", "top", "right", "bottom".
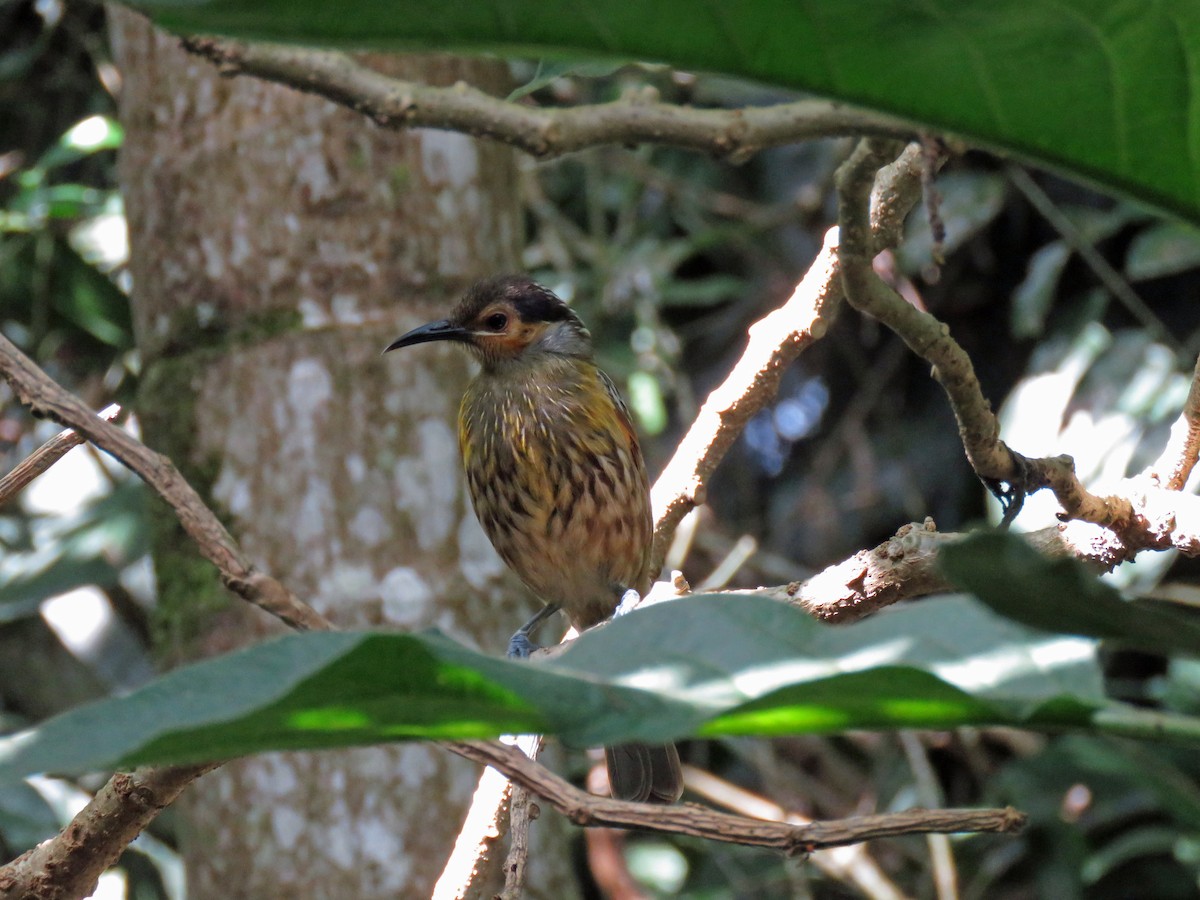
{"left": 385, "top": 275, "right": 682, "bottom": 803}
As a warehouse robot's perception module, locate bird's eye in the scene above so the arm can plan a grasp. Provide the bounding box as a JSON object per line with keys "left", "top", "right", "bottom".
{"left": 484, "top": 312, "right": 508, "bottom": 331}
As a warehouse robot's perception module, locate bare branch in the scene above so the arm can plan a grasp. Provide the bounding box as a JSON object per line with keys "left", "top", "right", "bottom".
{"left": 0, "top": 764, "right": 215, "bottom": 900}
{"left": 648, "top": 226, "right": 841, "bottom": 571}
{"left": 0, "top": 405, "right": 121, "bottom": 506}
{"left": 648, "top": 144, "right": 930, "bottom": 573}
{"left": 433, "top": 734, "right": 543, "bottom": 900}
{"left": 1148, "top": 352, "right": 1200, "bottom": 491}
{"left": 0, "top": 335, "right": 334, "bottom": 899}
{"left": 1006, "top": 164, "right": 1175, "bottom": 350}
{"left": 750, "top": 519, "right": 956, "bottom": 622}
{"left": 0, "top": 332, "right": 332, "bottom": 635}
{"left": 432, "top": 767, "right": 511, "bottom": 900}
{"left": 449, "top": 741, "right": 1024, "bottom": 853}
{"left": 676, "top": 516, "right": 1142, "bottom": 625}
{"left": 498, "top": 736, "right": 545, "bottom": 899}
{"left": 835, "top": 139, "right": 1139, "bottom": 538}
{"left": 180, "top": 37, "right": 915, "bottom": 163}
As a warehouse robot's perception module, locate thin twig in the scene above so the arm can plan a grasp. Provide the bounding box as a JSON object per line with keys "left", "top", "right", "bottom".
{"left": 499, "top": 734, "right": 544, "bottom": 900}
{"left": 180, "top": 37, "right": 914, "bottom": 164}
{"left": 1148, "top": 352, "right": 1200, "bottom": 490}
{"left": 0, "top": 404, "right": 121, "bottom": 506}
{"left": 646, "top": 227, "right": 842, "bottom": 572}
{"left": 1005, "top": 164, "right": 1176, "bottom": 351}
{"left": 432, "top": 755, "right": 513, "bottom": 900}
{"left": 432, "top": 732, "right": 545, "bottom": 900}
{"left": 0, "top": 764, "right": 216, "bottom": 900}
{"left": 0, "top": 332, "right": 332, "bottom": 635}
{"left": 694, "top": 534, "right": 757, "bottom": 591}
{"left": 899, "top": 733, "right": 958, "bottom": 900}
{"left": 450, "top": 741, "right": 1024, "bottom": 853}
{"left": 648, "top": 145, "right": 930, "bottom": 573}
{"left": 835, "top": 140, "right": 1140, "bottom": 539}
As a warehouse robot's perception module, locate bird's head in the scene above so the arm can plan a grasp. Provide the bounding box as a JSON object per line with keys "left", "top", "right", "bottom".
{"left": 385, "top": 275, "right": 592, "bottom": 371}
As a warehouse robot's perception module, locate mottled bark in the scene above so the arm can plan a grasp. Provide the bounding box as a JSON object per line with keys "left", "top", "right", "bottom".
{"left": 110, "top": 11, "right": 576, "bottom": 898}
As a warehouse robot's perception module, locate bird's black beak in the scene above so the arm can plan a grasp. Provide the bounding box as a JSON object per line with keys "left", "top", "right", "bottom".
{"left": 384, "top": 319, "right": 470, "bottom": 354}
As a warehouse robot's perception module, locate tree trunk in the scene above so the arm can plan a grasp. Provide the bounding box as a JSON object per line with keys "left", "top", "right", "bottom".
{"left": 109, "top": 12, "right": 577, "bottom": 897}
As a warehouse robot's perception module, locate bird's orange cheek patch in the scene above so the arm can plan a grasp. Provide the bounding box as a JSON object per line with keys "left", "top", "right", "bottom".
{"left": 480, "top": 324, "right": 546, "bottom": 357}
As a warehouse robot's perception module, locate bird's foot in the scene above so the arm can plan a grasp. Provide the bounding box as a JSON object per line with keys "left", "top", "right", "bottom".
{"left": 506, "top": 603, "right": 560, "bottom": 659}
{"left": 506, "top": 631, "right": 540, "bottom": 659}
{"left": 614, "top": 588, "right": 642, "bottom": 618}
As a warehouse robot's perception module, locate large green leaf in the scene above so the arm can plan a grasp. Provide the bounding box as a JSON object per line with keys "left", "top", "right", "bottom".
{"left": 5, "top": 592, "right": 1191, "bottom": 781}
{"left": 939, "top": 532, "right": 1200, "bottom": 657}
{"left": 126, "top": 0, "right": 1200, "bottom": 223}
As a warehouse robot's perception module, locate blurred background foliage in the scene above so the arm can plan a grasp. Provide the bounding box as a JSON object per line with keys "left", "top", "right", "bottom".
{"left": 5, "top": 2, "right": 1200, "bottom": 897}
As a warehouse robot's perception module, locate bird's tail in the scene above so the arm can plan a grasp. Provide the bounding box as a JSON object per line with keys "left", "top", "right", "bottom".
{"left": 605, "top": 742, "right": 683, "bottom": 803}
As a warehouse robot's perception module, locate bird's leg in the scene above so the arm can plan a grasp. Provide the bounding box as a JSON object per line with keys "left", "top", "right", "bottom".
{"left": 613, "top": 588, "right": 642, "bottom": 618}
{"left": 507, "top": 603, "right": 561, "bottom": 659}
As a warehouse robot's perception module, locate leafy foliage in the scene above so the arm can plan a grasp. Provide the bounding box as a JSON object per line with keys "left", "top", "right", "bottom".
{"left": 4, "top": 590, "right": 1198, "bottom": 780}
{"left": 127, "top": 0, "right": 1200, "bottom": 224}
{"left": 941, "top": 533, "right": 1200, "bottom": 660}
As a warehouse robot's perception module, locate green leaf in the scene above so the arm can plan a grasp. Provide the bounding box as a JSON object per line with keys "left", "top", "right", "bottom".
{"left": 0, "top": 781, "right": 61, "bottom": 854}
{"left": 507, "top": 59, "right": 628, "bottom": 101}
{"left": 4, "top": 592, "right": 1177, "bottom": 782}
{"left": 939, "top": 531, "right": 1200, "bottom": 657}
{"left": 1011, "top": 241, "right": 1071, "bottom": 339}
{"left": 1125, "top": 220, "right": 1200, "bottom": 281}
{"left": 124, "top": 0, "right": 1200, "bottom": 224}
{"left": 36, "top": 116, "right": 124, "bottom": 172}
{"left": 0, "top": 481, "right": 147, "bottom": 622}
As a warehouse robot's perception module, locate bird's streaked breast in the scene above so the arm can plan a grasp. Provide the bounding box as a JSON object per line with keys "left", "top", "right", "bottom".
{"left": 459, "top": 358, "right": 652, "bottom": 628}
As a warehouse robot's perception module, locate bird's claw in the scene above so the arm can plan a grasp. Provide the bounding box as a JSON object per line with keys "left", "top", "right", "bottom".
{"left": 507, "top": 631, "right": 541, "bottom": 659}
{"left": 506, "top": 603, "right": 560, "bottom": 659}
{"left": 614, "top": 588, "right": 642, "bottom": 618}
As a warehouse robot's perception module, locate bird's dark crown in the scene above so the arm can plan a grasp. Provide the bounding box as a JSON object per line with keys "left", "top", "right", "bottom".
{"left": 451, "top": 275, "right": 578, "bottom": 328}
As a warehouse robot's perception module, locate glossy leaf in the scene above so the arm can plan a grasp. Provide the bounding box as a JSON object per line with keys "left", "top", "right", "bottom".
{"left": 940, "top": 531, "right": 1200, "bottom": 657}
{"left": 1125, "top": 220, "right": 1200, "bottom": 281}
{"left": 126, "top": 0, "right": 1200, "bottom": 224}
{"left": 0, "top": 592, "right": 1163, "bottom": 781}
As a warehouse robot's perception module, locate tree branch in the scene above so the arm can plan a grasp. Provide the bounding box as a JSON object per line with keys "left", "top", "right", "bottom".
{"left": 0, "top": 332, "right": 332, "bottom": 635}
{"left": 648, "top": 143, "right": 930, "bottom": 572}
{"left": 1149, "top": 351, "right": 1200, "bottom": 491}
{"left": 835, "top": 139, "right": 1140, "bottom": 538}
{"left": 432, "top": 734, "right": 542, "bottom": 900}
{"left": 179, "top": 36, "right": 915, "bottom": 163}
{"left": 0, "top": 405, "right": 121, "bottom": 507}
{"left": 0, "top": 764, "right": 215, "bottom": 900}
{"left": 648, "top": 226, "right": 841, "bottom": 571}
{"left": 449, "top": 741, "right": 1024, "bottom": 853}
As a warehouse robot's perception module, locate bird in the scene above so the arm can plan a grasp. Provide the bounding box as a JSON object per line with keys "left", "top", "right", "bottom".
{"left": 385, "top": 274, "right": 683, "bottom": 804}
